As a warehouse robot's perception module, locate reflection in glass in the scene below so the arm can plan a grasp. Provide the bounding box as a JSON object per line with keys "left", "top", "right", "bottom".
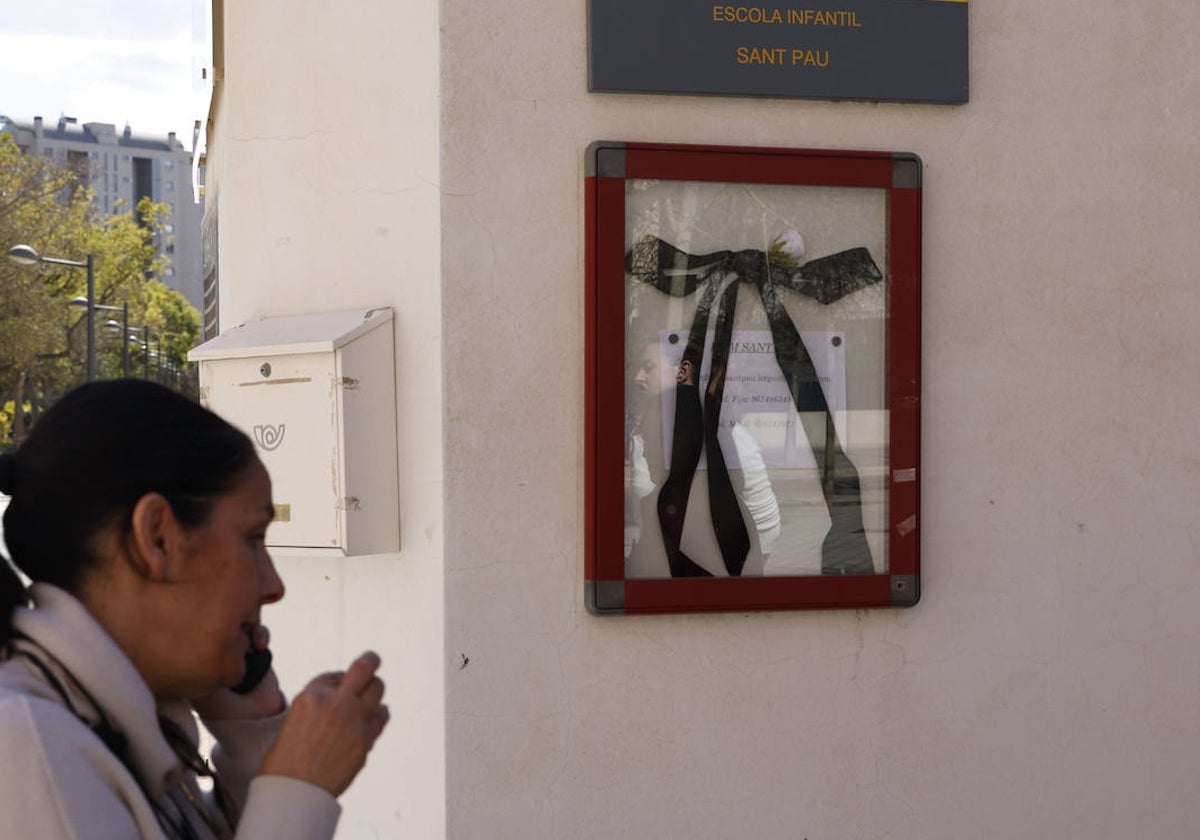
{"left": 623, "top": 180, "right": 889, "bottom": 579}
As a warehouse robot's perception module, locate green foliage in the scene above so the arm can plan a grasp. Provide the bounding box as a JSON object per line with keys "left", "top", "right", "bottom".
{"left": 0, "top": 401, "right": 15, "bottom": 448}
{"left": 0, "top": 133, "right": 201, "bottom": 443}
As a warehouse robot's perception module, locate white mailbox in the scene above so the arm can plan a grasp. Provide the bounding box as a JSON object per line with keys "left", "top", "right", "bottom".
{"left": 188, "top": 308, "right": 398, "bottom": 556}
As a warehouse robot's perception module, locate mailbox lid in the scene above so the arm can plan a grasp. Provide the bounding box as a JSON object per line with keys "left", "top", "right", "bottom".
{"left": 188, "top": 307, "right": 393, "bottom": 362}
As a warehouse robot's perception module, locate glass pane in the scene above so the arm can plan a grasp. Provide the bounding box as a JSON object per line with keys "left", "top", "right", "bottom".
{"left": 622, "top": 178, "right": 888, "bottom": 578}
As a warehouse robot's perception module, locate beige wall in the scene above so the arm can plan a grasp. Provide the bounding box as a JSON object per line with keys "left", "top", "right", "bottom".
{"left": 203, "top": 1, "right": 445, "bottom": 837}
{"left": 207, "top": 1, "right": 1200, "bottom": 837}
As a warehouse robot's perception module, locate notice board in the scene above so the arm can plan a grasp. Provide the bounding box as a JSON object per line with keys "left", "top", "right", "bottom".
{"left": 585, "top": 142, "right": 923, "bottom": 614}
{"left": 588, "top": 0, "right": 968, "bottom": 104}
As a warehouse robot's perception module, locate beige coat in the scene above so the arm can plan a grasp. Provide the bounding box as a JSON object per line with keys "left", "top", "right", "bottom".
{"left": 0, "top": 584, "right": 340, "bottom": 839}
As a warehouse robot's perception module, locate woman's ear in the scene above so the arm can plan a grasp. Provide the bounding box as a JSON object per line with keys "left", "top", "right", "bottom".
{"left": 127, "top": 493, "right": 183, "bottom": 582}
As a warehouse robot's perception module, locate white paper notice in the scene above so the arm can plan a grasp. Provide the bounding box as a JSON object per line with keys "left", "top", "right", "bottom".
{"left": 658, "top": 328, "right": 847, "bottom": 470}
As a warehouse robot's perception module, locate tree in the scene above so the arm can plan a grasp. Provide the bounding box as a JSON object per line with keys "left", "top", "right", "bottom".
{"left": 0, "top": 134, "right": 85, "bottom": 399}
{"left": 0, "top": 134, "right": 201, "bottom": 447}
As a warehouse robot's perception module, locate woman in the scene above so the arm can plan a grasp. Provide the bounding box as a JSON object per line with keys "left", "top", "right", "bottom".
{"left": 0, "top": 380, "right": 389, "bottom": 838}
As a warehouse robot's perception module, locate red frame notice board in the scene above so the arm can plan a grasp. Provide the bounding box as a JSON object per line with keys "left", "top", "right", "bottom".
{"left": 585, "top": 141, "right": 921, "bottom": 615}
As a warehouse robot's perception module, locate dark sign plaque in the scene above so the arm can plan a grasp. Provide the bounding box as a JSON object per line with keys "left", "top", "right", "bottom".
{"left": 588, "top": 0, "right": 968, "bottom": 104}
{"left": 585, "top": 141, "right": 922, "bottom": 614}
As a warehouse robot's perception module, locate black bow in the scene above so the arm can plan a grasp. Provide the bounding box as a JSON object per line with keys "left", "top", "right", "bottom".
{"left": 627, "top": 235, "right": 882, "bottom": 577}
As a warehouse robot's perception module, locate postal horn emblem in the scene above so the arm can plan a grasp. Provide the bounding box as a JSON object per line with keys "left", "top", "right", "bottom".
{"left": 253, "top": 424, "right": 286, "bottom": 451}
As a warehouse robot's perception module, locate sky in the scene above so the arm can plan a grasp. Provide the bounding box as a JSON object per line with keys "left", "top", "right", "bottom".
{"left": 0, "top": 0, "right": 198, "bottom": 145}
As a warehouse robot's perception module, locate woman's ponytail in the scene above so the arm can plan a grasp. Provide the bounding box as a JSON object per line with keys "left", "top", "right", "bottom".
{"left": 0, "top": 453, "right": 13, "bottom": 497}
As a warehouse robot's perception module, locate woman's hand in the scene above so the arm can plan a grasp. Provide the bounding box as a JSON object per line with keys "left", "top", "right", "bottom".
{"left": 259, "top": 651, "right": 390, "bottom": 797}
{"left": 192, "top": 624, "right": 286, "bottom": 720}
{"left": 192, "top": 668, "right": 285, "bottom": 720}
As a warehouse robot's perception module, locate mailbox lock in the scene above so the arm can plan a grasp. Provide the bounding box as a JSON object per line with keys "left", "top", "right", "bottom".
{"left": 260, "top": 362, "right": 272, "bottom": 378}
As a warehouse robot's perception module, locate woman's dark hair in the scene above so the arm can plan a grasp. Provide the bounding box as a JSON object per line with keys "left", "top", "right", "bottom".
{"left": 0, "top": 379, "right": 257, "bottom": 643}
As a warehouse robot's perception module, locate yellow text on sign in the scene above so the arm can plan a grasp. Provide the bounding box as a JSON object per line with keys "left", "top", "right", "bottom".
{"left": 736, "top": 46, "right": 830, "bottom": 66}
{"left": 712, "top": 7, "right": 864, "bottom": 27}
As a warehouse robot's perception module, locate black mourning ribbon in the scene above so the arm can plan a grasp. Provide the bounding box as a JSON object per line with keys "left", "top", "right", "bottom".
{"left": 627, "top": 236, "right": 883, "bottom": 577}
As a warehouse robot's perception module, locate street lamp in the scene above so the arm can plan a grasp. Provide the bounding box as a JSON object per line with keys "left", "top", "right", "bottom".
{"left": 73, "top": 297, "right": 128, "bottom": 377}
{"left": 6, "top": 244, "right": 96, "bottom": 382}
{"left": 84, "top": 300, "right": 131, "bottom": 378}
{"left": 125, "top": 324, "right": 153, "bottom": 379}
